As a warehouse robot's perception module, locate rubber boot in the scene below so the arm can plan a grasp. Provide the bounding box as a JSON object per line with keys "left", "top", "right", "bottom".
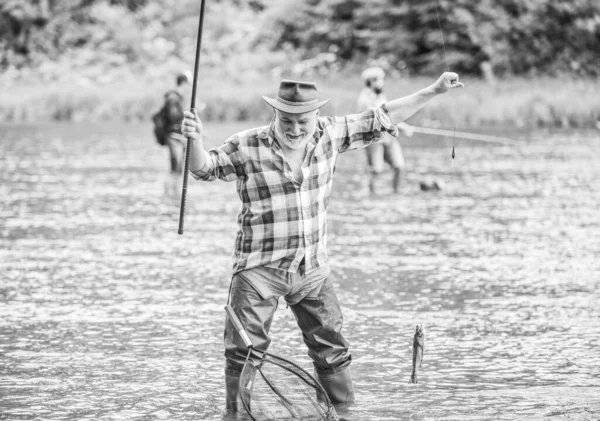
{"left": 225, "top": 373, "right": 244, "bottom": 412}
{"left": 392, "top": 168, "right": 403, "bottom": 193}
{"left": 369, "top": 172, "right": 381, "bottom": 195}
{"left": 316, "top": 366, "right": 355, "bottom": 404}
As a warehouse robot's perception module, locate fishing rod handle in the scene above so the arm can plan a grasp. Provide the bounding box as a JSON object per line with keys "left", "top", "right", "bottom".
{"left": 225, "top": 305, "right": 254, "bottom": 349}
{"left": 177, "top": 108, "right": 197, "bottom": 235}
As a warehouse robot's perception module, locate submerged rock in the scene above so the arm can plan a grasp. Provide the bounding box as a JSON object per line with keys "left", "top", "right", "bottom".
{"left": 419, "top": 178, "right": 445, "bottom": 191}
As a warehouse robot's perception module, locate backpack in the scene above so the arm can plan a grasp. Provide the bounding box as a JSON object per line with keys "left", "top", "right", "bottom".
{"left": 152, "top": 90, "right": 184, "bottom": 146}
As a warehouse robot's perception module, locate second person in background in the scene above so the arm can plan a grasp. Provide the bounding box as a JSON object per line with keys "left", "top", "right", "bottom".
{"left": 162, "top": 71, "right": 191, "bottom": 195}
{"left": 357, "top": 66, "right": 414, "bottom": 195}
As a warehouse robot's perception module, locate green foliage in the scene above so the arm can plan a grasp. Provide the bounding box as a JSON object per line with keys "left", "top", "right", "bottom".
{"left": 2, "top": 73, "right": 599, "bottom": 129}
{"left": 2, "top": 0, "right": 600, "bottom": 126}
{"left": 3, "top": 0, "right": 268, "bottom": 85}
{"left": 259, "top": 0, "right": 600, "bottom": 77}
{"left": 3, "top": 0, "right": 600, "bottom": 78}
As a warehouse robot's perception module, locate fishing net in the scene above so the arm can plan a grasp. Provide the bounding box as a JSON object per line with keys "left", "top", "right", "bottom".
{"left": 225, "top": 304, "right": 337, "bottom": 420}
{"left": 239, "top": 349, "right": 338, "bottom": 421}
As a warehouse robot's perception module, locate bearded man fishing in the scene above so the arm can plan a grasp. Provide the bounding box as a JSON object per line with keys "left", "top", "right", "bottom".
{"left": 181, "top": 72, "right": 463, "bottom": 411}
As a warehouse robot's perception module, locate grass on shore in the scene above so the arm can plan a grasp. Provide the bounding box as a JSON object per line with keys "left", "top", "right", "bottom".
{"left": 2, "top": 73, "right": 599, "bottom": 129}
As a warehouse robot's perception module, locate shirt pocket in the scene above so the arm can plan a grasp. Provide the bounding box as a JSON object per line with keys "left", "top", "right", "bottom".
{"left": 311, "top": 150, "right": 335, "bottom": 186}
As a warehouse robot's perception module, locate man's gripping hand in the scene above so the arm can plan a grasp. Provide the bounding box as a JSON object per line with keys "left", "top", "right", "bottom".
{"left": 181, "top": 110, "right": 203, "bottom": 141}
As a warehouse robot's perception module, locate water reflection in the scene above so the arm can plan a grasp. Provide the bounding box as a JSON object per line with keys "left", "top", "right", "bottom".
{"left": 1, "top": 123, "right": 599, "bottom": 420}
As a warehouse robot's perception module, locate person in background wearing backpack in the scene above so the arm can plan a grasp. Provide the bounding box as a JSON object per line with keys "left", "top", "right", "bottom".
{"left": 160, "top": 71, "right": 191, "bottom": 195}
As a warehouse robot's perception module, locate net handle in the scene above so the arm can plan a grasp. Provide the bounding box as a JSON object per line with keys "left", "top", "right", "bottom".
{"left": 225, "top": 305, "right": 253, "bottom": 349}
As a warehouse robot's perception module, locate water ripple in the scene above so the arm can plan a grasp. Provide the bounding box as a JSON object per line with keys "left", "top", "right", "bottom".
{"left": 1, "top": 123, "right": 599, "bottom": 420}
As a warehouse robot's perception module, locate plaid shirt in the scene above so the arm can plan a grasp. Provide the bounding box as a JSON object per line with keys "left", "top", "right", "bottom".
{"left": 192, "top": 106, "right": 398, "bottom": 274}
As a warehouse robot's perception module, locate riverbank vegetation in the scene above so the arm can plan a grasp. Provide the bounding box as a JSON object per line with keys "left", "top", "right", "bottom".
{"left": 2, "top": 74, "right": 599, "bottom": 129}
{"left": 1, "top": 0, "right": 599, "bottom": 128}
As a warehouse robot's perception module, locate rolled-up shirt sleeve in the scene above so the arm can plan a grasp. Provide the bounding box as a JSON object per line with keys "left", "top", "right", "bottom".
{"left": 329, "top": 105, "right": 400, "bottom": 154}
{"left": 190, "top": 136, "right": 246, "bottom": 182}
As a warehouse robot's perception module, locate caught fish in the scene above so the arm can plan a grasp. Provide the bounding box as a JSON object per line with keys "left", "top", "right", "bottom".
{"left": 409, "top": 325, "right": 425, "bottom": 384}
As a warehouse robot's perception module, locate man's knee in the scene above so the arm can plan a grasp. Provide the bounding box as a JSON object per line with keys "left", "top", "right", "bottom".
{"left": 225, "top": 358, "right": 245, "bottom": 377}
{"left": 291, "top": 278, "right": 351, "bottom": 371}
{"left": 225, "top": 274, "right": 278, "bottom": 365}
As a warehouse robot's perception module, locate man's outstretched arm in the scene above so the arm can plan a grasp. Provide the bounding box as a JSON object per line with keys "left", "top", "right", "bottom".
{"left": 385, "top": 72, "right": 464, "bottom": 123}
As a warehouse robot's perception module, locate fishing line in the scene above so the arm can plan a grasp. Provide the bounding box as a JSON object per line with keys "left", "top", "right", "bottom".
{"left": 433, "top": 0, "right": 456, "bottom": 167}
{"left": 433, "top": 0, "right": 450, "bottom": 73}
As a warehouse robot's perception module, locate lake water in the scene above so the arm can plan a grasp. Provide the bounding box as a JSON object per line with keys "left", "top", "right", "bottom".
{"left": 1, "top": 122, "right": 599, "bottom": 420}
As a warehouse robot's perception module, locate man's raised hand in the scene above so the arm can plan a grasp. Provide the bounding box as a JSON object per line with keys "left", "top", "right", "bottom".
{"left": 432, "top": 72, "right": 464, "bottom": 94}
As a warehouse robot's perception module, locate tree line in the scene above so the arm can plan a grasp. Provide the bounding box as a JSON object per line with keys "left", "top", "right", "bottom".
{"left": 2, "top": 0, "right": 599, "bottom": 77}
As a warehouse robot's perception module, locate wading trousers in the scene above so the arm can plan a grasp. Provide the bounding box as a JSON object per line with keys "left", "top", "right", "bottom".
{"left": 166, "top": 132, "right": 185, "bottom": 174}
{"left": 224, "top": 264, "right": 355, "bottom": 410}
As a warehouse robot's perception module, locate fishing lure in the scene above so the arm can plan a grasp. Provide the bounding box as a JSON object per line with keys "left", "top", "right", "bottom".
{"left": 452, "top": 127, "right": 456, "bottom": 168}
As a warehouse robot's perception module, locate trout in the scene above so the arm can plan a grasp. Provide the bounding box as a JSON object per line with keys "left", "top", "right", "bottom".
{"left": 409, "top": 325, "right": 425, "bottom": 384}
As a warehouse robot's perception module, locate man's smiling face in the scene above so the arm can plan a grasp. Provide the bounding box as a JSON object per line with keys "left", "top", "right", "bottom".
{"left": 274, "top": 109, "right": 319, "bottom": 151}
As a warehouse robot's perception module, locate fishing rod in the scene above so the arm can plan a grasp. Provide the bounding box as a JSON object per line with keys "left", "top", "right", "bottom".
{"left": 409, "top": 126, "right": 520, "bottom": 146}
{"left": 179, "top": 0, "right": 207, "bottom": 235}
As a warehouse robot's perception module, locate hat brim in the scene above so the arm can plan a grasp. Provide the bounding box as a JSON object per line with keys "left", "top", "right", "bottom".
{"left": 262, "top": 96, "right": 330, "bottom": 114}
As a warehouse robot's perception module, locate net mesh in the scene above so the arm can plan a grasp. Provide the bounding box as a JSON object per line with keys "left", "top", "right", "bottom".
{"left": 239, "top": 350, "right": 338, "bottom": 421}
